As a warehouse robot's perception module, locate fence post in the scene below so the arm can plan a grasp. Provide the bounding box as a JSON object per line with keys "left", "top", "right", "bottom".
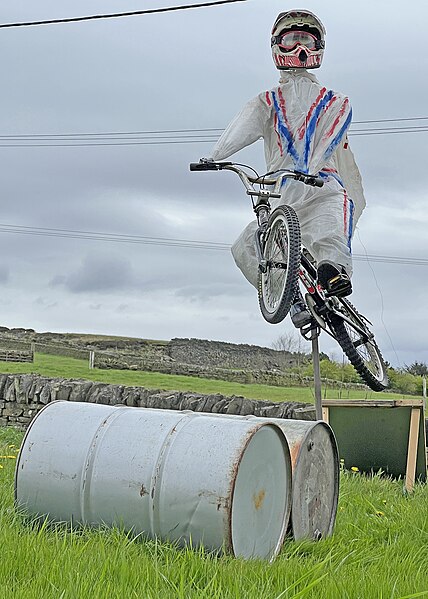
{"left": 423, "top": 376, "right": 427, "bottom": 411}
{"left": 89, "top": 351, "right": 95, "bottom": 369}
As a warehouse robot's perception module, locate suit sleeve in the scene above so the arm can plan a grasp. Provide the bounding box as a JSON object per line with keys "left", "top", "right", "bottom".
{"left": 211, "top": 95, "right": 269, "bottom": 161}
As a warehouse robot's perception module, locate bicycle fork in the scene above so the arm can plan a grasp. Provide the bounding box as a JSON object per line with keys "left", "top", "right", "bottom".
{"left": 253, "top": 199, "right": 270, "bottom": 274}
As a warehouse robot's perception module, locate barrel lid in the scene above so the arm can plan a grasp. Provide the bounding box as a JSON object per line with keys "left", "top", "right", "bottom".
{"left": 229, "top": 424, "right": 292, "bottom": 560}
{"left": 291, "top": 422, "right": 339, "bottom": 540}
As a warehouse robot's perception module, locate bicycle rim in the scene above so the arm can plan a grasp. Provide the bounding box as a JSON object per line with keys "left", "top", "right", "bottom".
{"left": 258, "top": 206, "right": 301, "bottom": 324}
{"left": 329, "top": 300, "right": 389, "bottom": 391}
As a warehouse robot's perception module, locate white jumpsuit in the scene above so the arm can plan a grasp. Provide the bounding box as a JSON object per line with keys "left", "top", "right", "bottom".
{"left": 211, "top": 70, "right": 366, "bottom": 289}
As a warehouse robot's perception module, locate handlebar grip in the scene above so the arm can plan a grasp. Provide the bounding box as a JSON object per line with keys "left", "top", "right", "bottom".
{"left": 190, "top": 162, "right": 217, "bottom": 171}
{"left": 293, "top": 170, "right": 324, "bottom": 188}
{"left": 189, "top": 161, "right": 233, "bottom": 172}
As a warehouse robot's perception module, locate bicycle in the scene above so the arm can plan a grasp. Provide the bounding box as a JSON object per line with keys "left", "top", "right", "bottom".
{"left": 190, "top": 160, "right": 389, "bottom": 392}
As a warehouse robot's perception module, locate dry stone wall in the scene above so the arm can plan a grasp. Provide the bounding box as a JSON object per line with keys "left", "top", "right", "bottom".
{"left": 168, "top": 338, "right": 298, "bottom": 370}
{"left": 0, "top": 373, "right": 315, "bottom": 430}
{"left": 94, "top": 353, "right": 367, "bottom": 391}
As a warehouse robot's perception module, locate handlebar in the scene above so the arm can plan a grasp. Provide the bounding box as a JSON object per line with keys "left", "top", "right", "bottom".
{"left": 189, "top": 161, "right": 233, "bottom": 172}
{"left": 189, "top": 161, "right": 324, "bottom": 195}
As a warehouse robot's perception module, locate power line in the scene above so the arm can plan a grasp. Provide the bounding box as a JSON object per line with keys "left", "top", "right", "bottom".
{"left": 1, "top": 129, "right": 428, "bottom": 148}
{"left": 1, "top": 118, "right": 428, "bottom": 139}
{"left": 0, "top": 0, "right": 247, "bottom": 29}
{"left": 0, "top": 139, "right": 220, "bottom": 148}
{"left": 0, "top": 222, "right": 426, "bottom": 266}
{"left": 351, "top": 128, "right": 428, "bottom": 136}
{"left": 1, "top": 121, "right": 428, "bottom": 148}
{"left": 353, "top": 116, "right": 428, "bottom": 124}
{"left": 0, "top": 116, "right": 428, "bottom": 139}
{"left": 0, "top": 128, "right": 225, "bottom": 138}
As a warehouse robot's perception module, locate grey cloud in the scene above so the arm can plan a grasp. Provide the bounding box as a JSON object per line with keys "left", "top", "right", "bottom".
{"left": 175, "top": 282, "right": 247, "bottom": 303}
{"left": 54, "top": 253, "right": 135, "bottom": 293}
{"left": 89, "top": 304, "right": 102, "bottom": 310}
{"left": 0, "top": 266, "right": 10, "bottom": 284}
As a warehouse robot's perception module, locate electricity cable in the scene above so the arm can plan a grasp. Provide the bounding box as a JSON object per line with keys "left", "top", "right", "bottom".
{"left": 356, "top": 229, "right": 402, "bottom": 368}
{"left": 1, "top": 117, "right": 428, "bottom": 142}
{"left": 0, "top": 222, "right": 426, "bottom": 266}
{"left": 2, "top": 125, "right": 428, "bottom": 148}
{"left": 0, "top": 0, "right": 248, "bottom": 29}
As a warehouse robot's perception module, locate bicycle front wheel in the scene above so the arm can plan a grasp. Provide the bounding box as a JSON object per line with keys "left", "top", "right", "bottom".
{"left": 328, "top": 299, "right": 389, "bottom": 391}
{"left": 258, "top": 205, "right": 301, "bottom": 324}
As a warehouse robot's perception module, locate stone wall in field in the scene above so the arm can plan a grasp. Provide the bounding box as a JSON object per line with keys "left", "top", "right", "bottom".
{"left": 0, "top": 328, "right": 367, "bottom": 392}
{"left": 93, "top": 353, "right": 368, "bottom": 391}
{"left": 168, "top": 338, "right": 299, "bottom": 370}
{"left": 0, "top": 327, "right": 304, "bottom": 371}
{"left": 0, "top": 373, "right": 315, "bottom": 430}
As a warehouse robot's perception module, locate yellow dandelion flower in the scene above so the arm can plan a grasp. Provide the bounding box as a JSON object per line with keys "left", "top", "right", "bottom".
{"left": 375, "top": 511, "right": 385, "bottom": 517}
{"left": 351, "top": 466, "right": 359, "bottom": 472}
{"left": 0, "top": 464, "right": 3, "bottom": 469}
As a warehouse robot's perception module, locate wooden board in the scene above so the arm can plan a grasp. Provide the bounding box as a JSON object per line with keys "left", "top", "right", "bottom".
{"left": 322, "top": 400, "right": 427, "bottom": 491}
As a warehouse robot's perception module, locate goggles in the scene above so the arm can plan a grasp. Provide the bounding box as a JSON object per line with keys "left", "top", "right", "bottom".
{"left": 271, "top": 30, "right": 324, "bottom": 51}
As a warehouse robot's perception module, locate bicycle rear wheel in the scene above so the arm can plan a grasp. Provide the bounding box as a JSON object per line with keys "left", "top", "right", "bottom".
{"left": 328, "top": 299, "right": 389, "bottom": 391}
{"left": 258, "top": 205, "right": 301, "bottom": 324}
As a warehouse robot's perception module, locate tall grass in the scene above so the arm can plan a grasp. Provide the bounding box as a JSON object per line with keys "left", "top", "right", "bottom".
{"left": 0, "top": 353, "right": 415, "bottom": 404}
{"left": 1, "top": 428, "right": 427, "bottom": 598}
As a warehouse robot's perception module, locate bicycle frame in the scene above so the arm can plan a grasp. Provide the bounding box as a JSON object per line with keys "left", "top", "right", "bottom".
{"left": 209, "top": 163, "right": 374, "bottom": 343}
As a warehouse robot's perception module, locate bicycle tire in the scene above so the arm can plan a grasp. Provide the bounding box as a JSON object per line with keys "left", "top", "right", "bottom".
{"left": 328, "top": 299, "right": 389, "bottom": 391}
{"left": 258, "top": 205, "right": 301, "bottom": 324}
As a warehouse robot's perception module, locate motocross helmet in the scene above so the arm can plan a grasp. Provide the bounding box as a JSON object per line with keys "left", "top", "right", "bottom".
{"left": 271, "top": 9, "right": 326, "bottom": 70}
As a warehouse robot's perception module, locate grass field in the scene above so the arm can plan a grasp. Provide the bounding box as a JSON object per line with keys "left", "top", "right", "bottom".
{"left": 0, "top": 353, "right": 416, "bottom": 404}
{"left": 1, "top": 427, "right": 427, "bottom": 598}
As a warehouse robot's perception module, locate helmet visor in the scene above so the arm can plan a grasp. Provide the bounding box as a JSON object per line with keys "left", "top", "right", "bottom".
{"left": 275, "top": 30, "right": 319, "bottom": 51}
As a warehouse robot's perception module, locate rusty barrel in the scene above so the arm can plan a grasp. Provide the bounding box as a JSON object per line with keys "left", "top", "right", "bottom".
{"left": 199, "top": 414, "right": 339, "bottom": 541}
{"left": 15, "top": 401, "right": 292, "bottom": 560}
{"left": 251, "top": 417, "right": 339, "bottom": 541}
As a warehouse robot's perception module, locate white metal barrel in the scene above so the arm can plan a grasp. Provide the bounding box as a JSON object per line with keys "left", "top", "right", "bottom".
{"left": 250, "top": 417, "right": 339, "bottom": 541}
{"left": 192, "top": 413, "right": 339, "bottom": 541}
{"left": 15, "top": 401, "right": 292, "bottom": 560}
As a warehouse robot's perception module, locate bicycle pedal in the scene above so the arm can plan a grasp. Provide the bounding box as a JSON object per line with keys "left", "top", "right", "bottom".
{"left": 325, "top": 274, "right": 352, "bottom": 298}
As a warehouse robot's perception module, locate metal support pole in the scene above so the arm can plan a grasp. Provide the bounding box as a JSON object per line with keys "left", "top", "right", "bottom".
{"left": 311, "top": 328, "right": 323, "bottom": 420}
{"left": 423, "top": 376, "right": 427, "bottom": 411}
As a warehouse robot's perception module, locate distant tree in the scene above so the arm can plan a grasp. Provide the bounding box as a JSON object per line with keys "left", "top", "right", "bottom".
{"left": 271, "top": 331, "right": 307, "bottom": 354}
{"left": 404, "top": 361, "right": 428, "bottom": 376}
{"left": 271, "top": 331, "right": 309, "bottom": 368}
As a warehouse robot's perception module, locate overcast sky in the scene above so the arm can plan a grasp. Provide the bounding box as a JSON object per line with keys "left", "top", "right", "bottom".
{"left": 0, "top": 0, "right": 427, "bottom": 367}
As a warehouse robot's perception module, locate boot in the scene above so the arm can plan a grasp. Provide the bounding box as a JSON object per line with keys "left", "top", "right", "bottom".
{"left": 290, "top": 289, "right": 312, "bottom": 328}
{"left": 317, "top": 261, "right": 352, "bottom": 298}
